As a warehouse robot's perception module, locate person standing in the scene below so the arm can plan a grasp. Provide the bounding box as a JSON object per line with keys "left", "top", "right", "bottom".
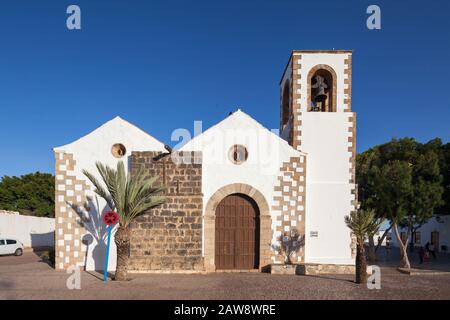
{"left": 419, "top": 246, "right": 425, "bottom": 264}
{"left": 429, "top": 242, "right": 437, "bottom": 259}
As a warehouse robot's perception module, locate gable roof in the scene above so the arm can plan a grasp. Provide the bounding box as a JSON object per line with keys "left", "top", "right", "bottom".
{"left": 180, "top": 109, "right": 306, "bottom": 155}
{"left": 53, "top": 116, "right": 166, "bottom": 151}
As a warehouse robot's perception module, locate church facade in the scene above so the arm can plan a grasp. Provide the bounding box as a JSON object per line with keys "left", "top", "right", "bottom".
{"left": 53, "top": 50, "right": 357, "bottom": 274}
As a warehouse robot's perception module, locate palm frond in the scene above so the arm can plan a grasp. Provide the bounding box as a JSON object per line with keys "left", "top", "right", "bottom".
{"left": 345, "top": 208, "right": 379, "bottom": 243}
{"left": 83, "top": 161, "right": 166, "bottom": 227}
{"left": 82, "top": 169, "right": 115, "bottom": 210}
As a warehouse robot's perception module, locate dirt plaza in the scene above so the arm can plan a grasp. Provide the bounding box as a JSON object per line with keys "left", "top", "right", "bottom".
{"left": 1, "top": 252, "right": 450, "bottom": 300}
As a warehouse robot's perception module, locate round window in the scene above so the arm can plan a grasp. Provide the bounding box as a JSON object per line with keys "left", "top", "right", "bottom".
{"left": 111, "top": 143, "right": 126, "bottom": 158}
{"left": 228, "top": 145, "right": 248, "bottom": 165}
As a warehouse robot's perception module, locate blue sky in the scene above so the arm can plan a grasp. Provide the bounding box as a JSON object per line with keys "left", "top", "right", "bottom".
{"left": 0, "top": 0, "right": 449, "bottom": 177}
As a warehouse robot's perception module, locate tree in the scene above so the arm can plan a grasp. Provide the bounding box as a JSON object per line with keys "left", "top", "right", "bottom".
{"left": 401, "top": 140, "right": 443, "bottom": 251}
{"left": 83, "top": 161, "right": 165, "bottom": 281}
{"left": 356, "top": 147, "right": 389, "bottom": 260}
{"left": 376, "top": 160, "right": 413, "bottom": 268}
{"left": 436, "top": 142, "right": 450, "bottom": 215}
{"left": 0, "top": 172, "right": 54, "bottom": 217}
{"left": 357, "top": 138, "right": 444, "bottom": 269}
{"left": 345, "top": 209, "right": 381, "bottom": 284}
{"left": 367, "top": 218, "right": 385, "bottom": 261}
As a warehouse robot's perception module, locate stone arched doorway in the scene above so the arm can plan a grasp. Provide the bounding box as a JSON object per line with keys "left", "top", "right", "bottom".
{"left": 215, "top": 194, "right": 260, "bottom": 270}
{"left": 204, "top": 184, "right": 271, "bottom": 272}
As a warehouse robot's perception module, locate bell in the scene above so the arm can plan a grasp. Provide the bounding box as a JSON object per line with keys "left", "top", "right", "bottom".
{"left": 314, "top": 89, "right": 327, "bottom": 102}
{"left": 312, "top": 75, "right": 328, "bottom": 102}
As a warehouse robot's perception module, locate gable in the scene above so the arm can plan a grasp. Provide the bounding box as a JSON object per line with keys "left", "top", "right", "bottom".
{"left": 180, "top": 109, "right": 305, "bottom": 158}
{"left": 53, "top": 116, "right": 166, "bottom": 153}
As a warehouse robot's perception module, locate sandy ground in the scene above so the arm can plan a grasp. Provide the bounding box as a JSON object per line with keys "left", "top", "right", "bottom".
{"left": 1, "top": 252, "right": 450, "bottom": 300}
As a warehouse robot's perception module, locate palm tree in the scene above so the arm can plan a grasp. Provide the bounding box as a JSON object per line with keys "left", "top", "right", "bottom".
{"left": 345, "top": 208, "right": 381, "bottom": 284}
{"left": 83, "top": 161, "right": 165, "bottom": 281}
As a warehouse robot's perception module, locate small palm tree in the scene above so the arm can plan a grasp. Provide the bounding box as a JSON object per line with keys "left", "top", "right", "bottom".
{"left": 345, "top": 208, "right": 381, "bottom": 284}
{"left": 83, "top": 161, "right": 165, "bottom": 281}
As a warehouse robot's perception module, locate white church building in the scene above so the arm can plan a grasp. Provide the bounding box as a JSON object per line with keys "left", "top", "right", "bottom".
{"left": 53, "top": 50, "right": 357, "bottom": 274}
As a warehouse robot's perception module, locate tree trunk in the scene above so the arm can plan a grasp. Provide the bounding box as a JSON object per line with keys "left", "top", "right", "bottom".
{"left": 408, "top": 216, "right": 414, "bottom": 253}
{"left": 393, "top": 222, "right": 411, "bottom": 269}
{"left": 368, "top": 235, "right": 376, "bottom": 262}
{"left": 114, "top": 226, "right": 131, "bottom": 281}
{"left": 409, "top": 226, "right": 417, "bottom": 253}
{"left": 355, "top": 243, "right": 368, "bottom": 284}
{"left": 375, "top": 224, "right": 392, "bottom": 252}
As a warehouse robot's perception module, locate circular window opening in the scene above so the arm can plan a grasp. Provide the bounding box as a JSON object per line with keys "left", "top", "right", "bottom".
{"left": 228, "top": 145, "right": 248, "bottom": 165}
{"left": 111, "top": 143, "right": 127, "bottom": 158}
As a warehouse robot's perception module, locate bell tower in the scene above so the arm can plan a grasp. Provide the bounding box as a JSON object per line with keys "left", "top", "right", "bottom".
{"left": 280, "top": 50, "right": 357, "bottom": 266}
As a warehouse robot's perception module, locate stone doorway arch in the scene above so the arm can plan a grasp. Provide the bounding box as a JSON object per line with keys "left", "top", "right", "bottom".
{"left": 204, "top": 183, "right": 272, "bottom": 271}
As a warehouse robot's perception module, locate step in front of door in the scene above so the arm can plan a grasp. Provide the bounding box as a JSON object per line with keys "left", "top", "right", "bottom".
{"left": 214, "top": 269, "right": 260, "bottom": 273}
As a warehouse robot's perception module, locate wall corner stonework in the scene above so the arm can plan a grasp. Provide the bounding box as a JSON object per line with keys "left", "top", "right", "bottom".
{"left": 344, "top": 54, "right": 352, "bottom": 112}
{"left": 272, "top": 154, "right": 307, "bottom": 264}
{"left": 292, "top": 54, "right": 303, "bottom": 150}
{"left": 54, "top": 151, "right": 90, "bottom": 271}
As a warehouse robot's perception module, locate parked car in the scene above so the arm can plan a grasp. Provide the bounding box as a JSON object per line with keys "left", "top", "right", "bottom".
{"left": 0, "top": 238, "right": 24, "bottom": 256}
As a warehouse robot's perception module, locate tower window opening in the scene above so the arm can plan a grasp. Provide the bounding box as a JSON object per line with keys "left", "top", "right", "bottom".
{"left": 280, "top": 80, "right": 293, "bottom": 145}
{"left": 308, "top": 66, "right": 336, "bottom": 112}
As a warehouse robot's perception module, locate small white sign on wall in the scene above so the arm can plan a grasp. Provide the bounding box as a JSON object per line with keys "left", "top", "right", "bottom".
{"left": 310, "top": 231, "right": 318, "bottom": 238}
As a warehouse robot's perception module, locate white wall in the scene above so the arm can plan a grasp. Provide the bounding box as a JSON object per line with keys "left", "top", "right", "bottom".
{"left": 180, "top": 110, "right": 305, "bottom": 252}
{"left": 288, "top": 52, "right": 355, "bottom": 265}
{"left": 54, "top": 117, "right": 166, "bottom": 271}
{"left": 390, "top": 216, "right": 450, "bottom": 251}
{"left": 0, "top": 211, "right": 55, "bottom": 248}
{"left": 295, "top": 52, "right": 351, "bottom": 113}
{"left": 301, "top": 112, "right": 355, "bottom": 265}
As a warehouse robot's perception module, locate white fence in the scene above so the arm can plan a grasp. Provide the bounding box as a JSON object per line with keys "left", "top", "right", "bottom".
{"left": 0, "top": 210, "right": 55, "bottom": 248}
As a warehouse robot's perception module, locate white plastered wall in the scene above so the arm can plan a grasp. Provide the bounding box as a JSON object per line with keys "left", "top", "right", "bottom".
{"left": 54, "top": 117, "right": 166, "bottom": 271}
{"left": 295, "top": 52, "right": 355, "bottom": 265}
{"left": 390, "top": 215, "right": 450, "bottom": 250}
{"left": 294, "top": 52, "right": 350, "bottom": 113}
{"left": 0, "top": 212, "right": 55, "bottom": 248}
{"left": 301, "top": 112, "right": 354, "bottom": 264}
{"left": 180, "top": 110, "right": 305, "bottom": 254}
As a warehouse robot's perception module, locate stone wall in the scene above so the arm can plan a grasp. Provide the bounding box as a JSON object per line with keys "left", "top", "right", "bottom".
{"left": 128, "top": 151, "right": 204, "bottom": 272}
{"left": 296, "top": 263, "right": 355, "bottom": 275}
{"left": 270, "top": 263, "right": 355, "bottom": 275}
{"left": 0, "top": 210, "right": 19, "bottom": 215}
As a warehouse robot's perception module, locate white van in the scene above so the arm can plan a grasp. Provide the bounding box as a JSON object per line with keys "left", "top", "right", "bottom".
{"left": 0, "top": 238, "right": 24, "bottom": 256}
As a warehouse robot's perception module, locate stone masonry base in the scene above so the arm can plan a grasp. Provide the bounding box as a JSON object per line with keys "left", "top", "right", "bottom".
{"left": 270, "top": 263, "right": 355, "bottom": 275}
{"left": 297, "top": 263, "right": 355, "bottom": 275}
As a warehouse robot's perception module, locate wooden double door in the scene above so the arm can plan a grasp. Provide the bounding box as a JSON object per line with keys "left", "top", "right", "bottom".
{"left": 215, "top": 194, "right": 260, "bottom": 270}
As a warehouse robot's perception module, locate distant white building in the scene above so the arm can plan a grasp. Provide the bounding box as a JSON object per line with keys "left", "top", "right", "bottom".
{"left": 0, "top": 210, "right": 55, "bottom": 248}
{"left": 53, "top": 50, "right": 357, "bottom": 274}
{"left": 390, "top": 215, "right": 450, "bottom": 253}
